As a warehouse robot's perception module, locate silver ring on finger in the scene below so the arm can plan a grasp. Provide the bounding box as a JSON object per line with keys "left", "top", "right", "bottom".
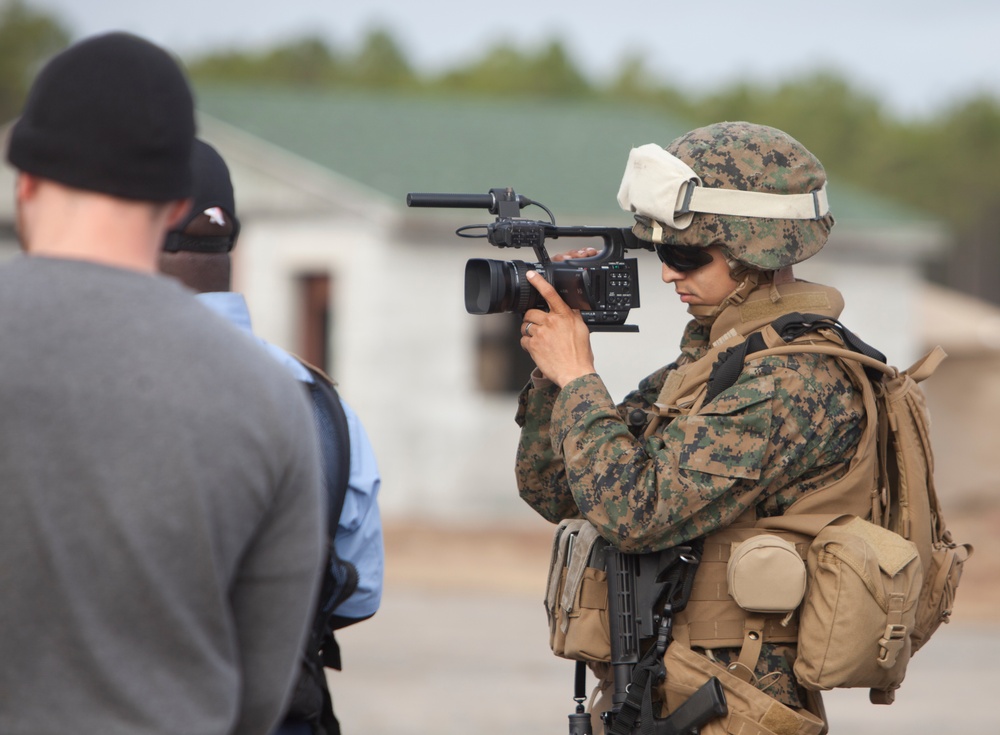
{"left": 524, "top": 322, "right": 534, "bottom": 337}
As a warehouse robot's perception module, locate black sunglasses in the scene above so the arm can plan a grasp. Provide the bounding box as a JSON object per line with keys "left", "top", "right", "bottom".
{"left": 654, "top": 243, "right": 715, "bottom": 272}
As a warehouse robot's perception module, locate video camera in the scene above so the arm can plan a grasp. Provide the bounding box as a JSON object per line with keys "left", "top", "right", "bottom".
{"left": 405, "top": 187, "right": 654, "bottom": 332}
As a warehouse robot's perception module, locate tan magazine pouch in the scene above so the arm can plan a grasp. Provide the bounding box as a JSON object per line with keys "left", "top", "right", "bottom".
{"left": 661, "top": 640, "right": 826, "bottom": 735}
{"left": 545, "top": 519, "right": 611, "bottom": 663}
{"left": 727, "top": 535, "right": 806, "bottom": 614}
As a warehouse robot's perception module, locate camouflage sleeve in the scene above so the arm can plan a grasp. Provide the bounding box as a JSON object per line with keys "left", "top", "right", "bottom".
{"left": 515, "top": 362, "right": 685, "bottom": 521}
{"left": 549, "top": 353, "right": 864, "bottom": 552}
{"left": 514, "top": 377, "right": 579, "bottom": 522}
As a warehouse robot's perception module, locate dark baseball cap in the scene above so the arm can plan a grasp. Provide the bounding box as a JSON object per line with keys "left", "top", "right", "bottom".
{"left": 164, "top": 139, "right": 240, "bottom": 253}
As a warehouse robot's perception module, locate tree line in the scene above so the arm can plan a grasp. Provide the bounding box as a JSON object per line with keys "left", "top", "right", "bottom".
{"left": 2, "top": 3, "right": 999, "bottom": 302}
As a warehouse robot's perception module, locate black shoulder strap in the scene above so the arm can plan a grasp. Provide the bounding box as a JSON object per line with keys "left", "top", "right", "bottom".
{"left": 303, "top": 364, "right": 352, "bottom": 537}
{"left": 705, "top": 332, "right": 767, "bottom": 405}
{"left": 301, "top": 364, "right": 359, "bottom": 643}
{"left": 286, "top": 364, "right": 356, "bottom": 727}
{"left": 705, "top": 312, "right": 887, "bottom": 404}
{"left": 769, "top": 312, "right": 886, "bottom": 369}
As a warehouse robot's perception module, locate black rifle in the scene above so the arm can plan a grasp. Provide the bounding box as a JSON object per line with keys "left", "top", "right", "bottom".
{"left": 572, "top": 540, "right": 726, "bottom": 735}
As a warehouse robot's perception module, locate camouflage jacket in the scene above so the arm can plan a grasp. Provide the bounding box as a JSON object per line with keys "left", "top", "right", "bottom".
{"left": 515, "top": 279, "right": 865, "bottom": 552}
{"left": 515, "top": 280, "right": 867, "bottom": 709}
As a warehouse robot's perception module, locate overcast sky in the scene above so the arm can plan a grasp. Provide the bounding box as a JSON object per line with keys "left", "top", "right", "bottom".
{"left": 29, "top": 0, "right": 1000, "bottom": 119}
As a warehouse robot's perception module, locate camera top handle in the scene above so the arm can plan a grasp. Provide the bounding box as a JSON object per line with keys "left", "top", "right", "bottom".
{"left": 406, "top": 187, "right": 533, "bottom": 220}
{"left": 406, "top": 187, "right": 652, "bottom": 264}
{"left": 406, "top": 188, "right": 654, "bottom": 333}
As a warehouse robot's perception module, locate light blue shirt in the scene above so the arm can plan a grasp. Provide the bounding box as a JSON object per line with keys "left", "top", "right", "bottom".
{"left": 199, "top": 292, "right": 383, "bottom": 619}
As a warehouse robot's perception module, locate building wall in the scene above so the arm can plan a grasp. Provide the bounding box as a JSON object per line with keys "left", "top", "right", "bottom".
{"left": 232, "top": 210, "right": 529, "bottom": 521}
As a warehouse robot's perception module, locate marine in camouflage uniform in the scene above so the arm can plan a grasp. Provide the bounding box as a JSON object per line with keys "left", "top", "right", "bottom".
{"left": 514, "top": 123, "right": 864, "bottom": 714}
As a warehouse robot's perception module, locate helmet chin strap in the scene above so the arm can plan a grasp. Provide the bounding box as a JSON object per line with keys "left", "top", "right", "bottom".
{"left": 688, "top": 269, "right": 763, "bottom": 325}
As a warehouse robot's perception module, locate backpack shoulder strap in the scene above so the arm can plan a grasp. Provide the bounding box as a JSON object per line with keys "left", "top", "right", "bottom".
{"left": 769, "top": 312, "right": 888, "bottom": 370}
{"left": 299, "top": 362, "right": 360, "bottom": 653}
{"left": 282, "top": 361, "right": 358, "bottom": 726}
{"left": 301, "top": 363, "right": 352, "bottom": 537}
{"left": 705, "top": 312, "right": 891, "bottom": 404}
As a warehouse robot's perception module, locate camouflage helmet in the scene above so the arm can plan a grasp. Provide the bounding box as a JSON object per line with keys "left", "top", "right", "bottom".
{"left": 623, "top": 122, "right": 834, "bottom": 270}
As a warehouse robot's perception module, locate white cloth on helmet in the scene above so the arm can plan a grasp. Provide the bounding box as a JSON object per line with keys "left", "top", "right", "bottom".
{"left": 617, "top": 144, "right": 829, "bottom": 231}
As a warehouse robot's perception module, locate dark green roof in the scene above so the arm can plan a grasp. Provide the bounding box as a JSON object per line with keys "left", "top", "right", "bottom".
{"left": 194, "top": 85, "right": 937, "bottom": 228}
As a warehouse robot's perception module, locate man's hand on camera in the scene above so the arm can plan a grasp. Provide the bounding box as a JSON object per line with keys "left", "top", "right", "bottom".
{"left": 520, "top": 270, "right": 596, "bottom": 388}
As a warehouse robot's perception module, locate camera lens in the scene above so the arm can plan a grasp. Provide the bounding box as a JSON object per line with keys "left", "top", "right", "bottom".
{"left": 465, "top": 259, "right": 537, "bottom": 314}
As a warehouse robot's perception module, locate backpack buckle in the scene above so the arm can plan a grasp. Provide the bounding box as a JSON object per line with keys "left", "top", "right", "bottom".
{"left": 876, "top": 623, "right": 908, "bottom": 668}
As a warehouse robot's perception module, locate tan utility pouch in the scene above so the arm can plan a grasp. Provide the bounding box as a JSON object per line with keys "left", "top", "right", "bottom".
{"left": 545, "top": 520, "right": 611, "bottom": 663}
{"left": 727, "top": 535, "right": 806, "bottom": 614}
{"left": 660, "top": 641, "right": 826, "bottom": 735}
{"left": 794, "top": 517, "right": 922, "bottom": 695}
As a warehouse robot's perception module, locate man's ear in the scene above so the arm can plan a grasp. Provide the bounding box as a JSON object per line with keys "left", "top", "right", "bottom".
{"left": 15, "top": 172, "right": 39, "bottom": 203}
{"left": 164, "top": 198, "right": 193, "bottom": 230}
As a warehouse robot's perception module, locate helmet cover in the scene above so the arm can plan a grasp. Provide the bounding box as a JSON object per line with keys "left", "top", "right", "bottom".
{"left": 630, "top": 122, "right": 834, "bottom": 269}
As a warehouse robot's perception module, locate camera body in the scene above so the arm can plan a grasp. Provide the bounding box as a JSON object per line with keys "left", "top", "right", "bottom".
{"left": 406, "top": 187, "right": 651, "bottom": 332}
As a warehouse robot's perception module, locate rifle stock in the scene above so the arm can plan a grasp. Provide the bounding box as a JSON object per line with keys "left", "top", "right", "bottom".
{"left": 600, "top": 543, "right": 725, "bottom": 735}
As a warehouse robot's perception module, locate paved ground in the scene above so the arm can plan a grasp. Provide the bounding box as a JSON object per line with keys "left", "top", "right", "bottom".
{"left": 330, "top": 507, "right": 999, "bottom": 734}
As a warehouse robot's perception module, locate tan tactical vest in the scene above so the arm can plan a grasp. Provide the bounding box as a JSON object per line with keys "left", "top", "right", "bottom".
{"left": 645, "top": 319, "right": 881, "bottom": 682}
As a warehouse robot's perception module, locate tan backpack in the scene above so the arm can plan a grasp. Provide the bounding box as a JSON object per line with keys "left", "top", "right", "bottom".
{"left": 707, "top": 313, "right": 973, "bottom": 703}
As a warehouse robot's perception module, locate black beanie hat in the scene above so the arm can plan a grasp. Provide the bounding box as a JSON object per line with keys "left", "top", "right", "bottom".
{"left": 6, "top": 31, "right": 195, "bottom": 201}
{"left": 164, "top": 139, "right": 240, "bottom": 253}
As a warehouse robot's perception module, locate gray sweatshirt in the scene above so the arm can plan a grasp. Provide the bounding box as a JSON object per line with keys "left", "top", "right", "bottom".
{"left": 0, "top": 257, "right": 324, "bottom": 735}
